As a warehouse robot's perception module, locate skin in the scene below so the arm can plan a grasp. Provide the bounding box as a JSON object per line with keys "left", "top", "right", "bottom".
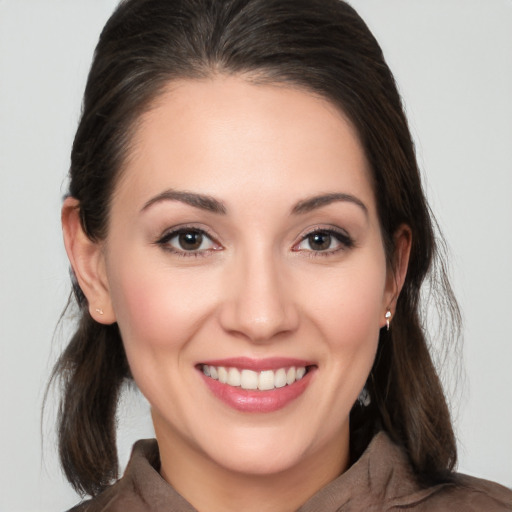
{"left": 62, "top": 76, "right": 410, "bottom": 512}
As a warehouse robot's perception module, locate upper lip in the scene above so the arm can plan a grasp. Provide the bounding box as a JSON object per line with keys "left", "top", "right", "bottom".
{"left": 197, "top": 357, "right": 316, "bottom": 371}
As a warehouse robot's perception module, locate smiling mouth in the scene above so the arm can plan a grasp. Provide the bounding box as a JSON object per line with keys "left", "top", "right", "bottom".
{"left": 200, "top": 364, "right": 311, "bottom": 391}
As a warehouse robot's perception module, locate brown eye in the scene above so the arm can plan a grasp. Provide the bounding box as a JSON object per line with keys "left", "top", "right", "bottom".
{"left": 293, "top": 228, "right": 354, "bottom": 254}
{"left": 178, "top": 231, "right": 204, "bottom": 251}
{"left": 157, "top": 228, "right": 220, "bottom": 255}
{"left": 307, "top": 232, "right": 332, "bottom": 251}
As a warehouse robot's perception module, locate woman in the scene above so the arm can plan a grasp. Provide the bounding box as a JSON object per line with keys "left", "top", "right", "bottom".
{"left": 55, "top": 0, "right": 512, "bottom": 510}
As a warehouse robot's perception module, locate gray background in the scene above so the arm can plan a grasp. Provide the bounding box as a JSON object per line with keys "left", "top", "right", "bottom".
{"left": 0, "top": 1, "right": 511, "bottom": 510}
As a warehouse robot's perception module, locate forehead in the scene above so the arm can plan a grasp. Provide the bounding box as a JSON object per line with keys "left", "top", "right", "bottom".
{"left": 115, "top": 76, "right": 375, "bottom": 216}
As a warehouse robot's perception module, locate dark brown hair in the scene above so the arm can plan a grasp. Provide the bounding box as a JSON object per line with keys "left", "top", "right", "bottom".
{"left": 53, "top": 0, "right": 461, "bottom": 497}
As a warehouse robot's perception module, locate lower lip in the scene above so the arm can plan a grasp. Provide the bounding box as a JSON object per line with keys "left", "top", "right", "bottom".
{"left": 200, "top": 369, "right": 314, "bottom": 413}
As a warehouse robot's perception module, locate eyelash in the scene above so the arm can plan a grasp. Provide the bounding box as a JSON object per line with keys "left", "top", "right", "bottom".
{"left": 155, "top": 226, "right": 221, "bottom": 258}
{"left": 293, "top": 227, "right": 354, "bottom": 257}
{"left": 155, "top": 226, "right": 354, "bottom": 258}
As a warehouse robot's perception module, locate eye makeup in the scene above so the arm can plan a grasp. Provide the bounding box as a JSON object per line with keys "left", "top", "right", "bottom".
{"left": 293, "top": 225, "right": 355, "bottom": 257}
{"left": 155, "top": 225, "right": 223, "bottom": 258}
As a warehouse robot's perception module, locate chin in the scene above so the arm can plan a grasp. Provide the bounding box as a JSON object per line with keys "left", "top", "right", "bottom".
{"left": 207, "top": 440, "right": 307, "bottom": 477}
{"left": 198, "top": 419, "right": 346, "bottom": 478}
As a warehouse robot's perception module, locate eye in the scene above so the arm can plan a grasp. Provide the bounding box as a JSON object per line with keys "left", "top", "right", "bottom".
{"left": 157, "top": 227, "right": 220, "bottom": 255}
{"left": 293, "top": 228, "right": 353, "bottom": 254}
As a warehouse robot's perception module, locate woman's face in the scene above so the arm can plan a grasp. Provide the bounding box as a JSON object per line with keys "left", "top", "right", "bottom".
{"left": 99, "top": 77, "right": 398, "bottom": 480}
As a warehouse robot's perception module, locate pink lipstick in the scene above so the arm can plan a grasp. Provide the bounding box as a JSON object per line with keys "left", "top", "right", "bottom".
{"left": 198, "top": 358, "right": 316, "bottom": 413}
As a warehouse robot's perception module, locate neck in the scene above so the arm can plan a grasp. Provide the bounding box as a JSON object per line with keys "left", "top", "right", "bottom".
{"left": 155, "top": 424, "right": 350, "bottom": 512}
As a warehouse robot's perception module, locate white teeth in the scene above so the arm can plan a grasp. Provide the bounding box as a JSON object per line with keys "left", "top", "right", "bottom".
{"left": 218, "top": 366, "right": 228, "bottom": 383}
{"left": 227, "top": 367, "right": 241, "bottom": 387}
{"left": 240, "top": 369, "right": 258, "bottom": 390}
{"left": 258, "top": 370, "right": 275, "bottom": 391}
{"left": 286, "top": 367, "right": 296, "bottom": 385}
{"left": 274, "top": 368, "right": 287, "bottom": 388}
{"left": 203, "top": 365, "right": 308, "bottom": 390}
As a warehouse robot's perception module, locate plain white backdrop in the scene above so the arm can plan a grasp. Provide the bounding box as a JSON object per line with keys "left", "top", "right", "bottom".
{"left": 0, "top": 1, "right": 511, "bottom": 511}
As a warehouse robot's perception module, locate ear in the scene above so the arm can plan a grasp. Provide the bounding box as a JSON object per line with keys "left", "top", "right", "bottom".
{"left": 382, "top": 224, "right": 412, "bottom": 325}
{"left": 62, "top": 197, "right": 116, "bottom": 324}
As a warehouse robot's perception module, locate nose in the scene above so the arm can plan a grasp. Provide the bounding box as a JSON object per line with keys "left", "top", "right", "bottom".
{"left": 218, "top": 249, "right": 300, "bottom": 343}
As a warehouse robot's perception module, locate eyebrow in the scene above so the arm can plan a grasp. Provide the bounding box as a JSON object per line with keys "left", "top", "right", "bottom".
{"left": 141, "top": 189, "right": 227, "bottom": 214}
{"left": 141, "top": 189, "right": 366, "bottom": 217}
{"left": 292, "top": 193, "right": 368, "bottom": 216}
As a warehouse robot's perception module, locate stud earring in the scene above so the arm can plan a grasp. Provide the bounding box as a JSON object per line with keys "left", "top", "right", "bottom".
{"left": 358, "top": 386, "right": 371, "bottom": 407}
{"left": 385, "top": 310, "right": 391, "bottom": 331}
{"left": 95, "top": 308, "right": 104, "bottom": 315}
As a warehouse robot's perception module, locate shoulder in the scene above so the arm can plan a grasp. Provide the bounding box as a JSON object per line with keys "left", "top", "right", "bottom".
{"left": 65, "top": 439, "right": 159, "bottom": 512}
{"left": 385, "top": 465, "right": 512, "bottom": 511}
{"left": 66, "top": 439, "right": 197, "bottom": 512}
{"left": 65, "top": 484, "right": 129, "bottom": 512}
{"left": 371, "top": 431, "right": 512, "bottom": 511}
{"left": 300, "top": 431, "right": 512, "bottom": 512}
{"left": 420, "top": 474, "right": 512, "bottom": 512}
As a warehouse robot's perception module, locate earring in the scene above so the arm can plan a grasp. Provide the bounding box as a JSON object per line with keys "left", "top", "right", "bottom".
{"left": 95, "top": 308, "right": 104, "bottom": 315}
{"left": 385, "top": 310, "right": 391, "bottom": 331}
{"left": 358, "top": 386, "right": 371, "bottom": 407}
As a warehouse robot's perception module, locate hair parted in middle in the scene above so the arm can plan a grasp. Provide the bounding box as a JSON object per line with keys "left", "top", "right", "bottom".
{"left": 53, "top": 0, "right": 461, "bottom": 497}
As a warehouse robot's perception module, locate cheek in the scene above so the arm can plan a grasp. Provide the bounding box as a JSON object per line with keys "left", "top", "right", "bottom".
{"left": 107, "top": 259, "right": 215, "bottom": 356}
{"left": 303, "top": 255, "right": 387, "bottom": 395}
{"left": 311, "top": 264, "right": 386, "bottom": 339}
{"left": 106, "top": 263, "right": 218, "bottom": 407}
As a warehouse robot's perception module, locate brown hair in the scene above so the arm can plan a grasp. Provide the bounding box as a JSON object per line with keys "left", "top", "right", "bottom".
{"left": 52, "top": 0, "right": 461, "bottom": 497}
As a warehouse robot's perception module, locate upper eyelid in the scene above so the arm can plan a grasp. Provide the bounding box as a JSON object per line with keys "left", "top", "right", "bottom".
{"left": 157, "top": 224, "right": 218, "bottom": 242}
{"left": 298, "top": 225, "right": 351, "bottom": 240}
{"left": 155, "top": 226, "right": 222, "bottom": 258}
{"left": 293, "top": 225, "right": 354, "bottom": 252}
{"left": 154, "top": 223, "right": 352, "bottom": 249}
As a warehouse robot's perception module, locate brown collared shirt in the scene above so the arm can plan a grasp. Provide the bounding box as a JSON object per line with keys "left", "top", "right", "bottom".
{"left": 70, "top": 432, "right": 512, "bottom": 511}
